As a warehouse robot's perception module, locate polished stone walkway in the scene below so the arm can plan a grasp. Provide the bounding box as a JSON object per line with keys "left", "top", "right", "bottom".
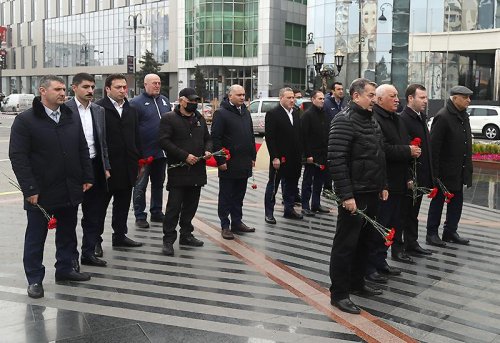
{"left": 1, "top": 170, "right": 500, "bottom": 342}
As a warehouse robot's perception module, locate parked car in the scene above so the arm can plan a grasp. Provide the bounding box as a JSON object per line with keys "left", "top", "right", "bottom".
{"left": 428, "top": 105, "right": 500, "bottom": 140}
{"left": 1, "top": 93, "right": 35, "bottom": 112}
{"left": 248, "top": 98, "right": 280, "bottom": 135}
{"left": 198, "top": 103, "right": 213, "bottom": 123}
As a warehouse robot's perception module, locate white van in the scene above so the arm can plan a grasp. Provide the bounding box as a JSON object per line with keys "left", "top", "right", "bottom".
{"left": 1, "top": 94, "right": 35, "bottom": 112}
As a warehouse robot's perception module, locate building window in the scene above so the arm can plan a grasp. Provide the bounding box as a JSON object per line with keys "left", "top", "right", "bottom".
{"left": 32, "top": 45, "right": 37, "bottom": 68}
{"left": 284, "top": 67, "right": 305, "bottom": 89}
{"left": 288, "top": 0, "right": 307, "bottom": 4}
{"left": 285, "top": 22, "right": 306, "bottom": 48}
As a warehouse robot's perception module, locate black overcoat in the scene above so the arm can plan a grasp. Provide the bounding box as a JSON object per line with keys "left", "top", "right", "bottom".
{"left": 9, "top": 97, "right": 93, "bottom": 210}
{"left": 301, "top": 104, "right": 329, "bottom": 165}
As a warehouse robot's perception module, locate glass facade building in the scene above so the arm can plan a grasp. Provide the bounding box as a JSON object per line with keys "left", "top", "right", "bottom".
{"left": 308, "top": 0, "right": 500, "bottom": 101}
{"left": 0, "top": 0, "right": 307, "bottom": 100}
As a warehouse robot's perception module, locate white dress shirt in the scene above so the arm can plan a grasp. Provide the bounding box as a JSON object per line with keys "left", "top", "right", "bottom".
{"left": 281, "top": 105, "right": 294, "bottom": 125}
{"left": 75, "top": 98, "right": 96, "bottom": 159}
{"left": 43, "top": 105, "right": 60, "bottom": 123}
{"left": 109, "top": 96, "right": 124, "bottom": 117}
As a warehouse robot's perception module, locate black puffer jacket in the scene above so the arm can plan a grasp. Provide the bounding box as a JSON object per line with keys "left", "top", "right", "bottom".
{"left": 158, "top": 106, "right": 212, "bottom": 189}
{"left": 372, "top": 104, "right": 412, "bottom": 194}
{"left": 430, "top": 99, "right": 473, "bottom": 191}
{"left": 327, "top": 102, "right": 387, "bottom": 201}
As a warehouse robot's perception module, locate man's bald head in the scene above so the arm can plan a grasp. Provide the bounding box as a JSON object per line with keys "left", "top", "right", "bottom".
{"left": 228, "top": 84, "right": 245, "bottom": 107}
{"left": 144, "top": 73, "right": 161, "bottom": 97}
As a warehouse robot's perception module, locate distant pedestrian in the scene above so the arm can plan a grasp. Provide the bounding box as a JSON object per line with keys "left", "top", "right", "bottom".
{"left": 10, "top": 75, "right": 94, "bottom": 299}
{"left": 130, "top": 73, "right": 171, "bottom": 229}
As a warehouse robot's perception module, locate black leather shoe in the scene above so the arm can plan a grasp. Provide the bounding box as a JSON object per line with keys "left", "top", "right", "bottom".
{"left": 81, "top": 255, "right": 107, "bottom": 267}
{"left": 426, "top": 234, "right": 447, "bottom": 247}
{"left": 301, "top": 209, "right": 315, "bottom": 217}
{"left": 265, "top": 216, "right": 276, "bottom": 224}
{"left": 94, "top": 242, "right": 103, "bottom": 257}
{"left": 312, "top": 205, "right": 330, "bottom": 213}
{"left": 406, "top": 244, "right": 433, "bottom": 256}
{"left": 442, "top": 231, "right": 470, "bottom": 245}
{"left": 135, "top": 219, "right": 150, "bottom": 228}
{"left": 27, "top": 283, "right": 44, "bottom": 299}
{"left": 72, "top": 259, "right": 80, "bottom": 273}
{"left": 352, "top": 284, "right": 383, "bottom": 297}
{"left": 231, "top": 222, "right": 255, "bottom": 233}
{"left": 150, "top": 214, "right": 165, "bottom": 223}
{"left": 284, "top": 210, "right": 303, "bottom": 220}
{"left": 55, "top": 270, "right": 91, "bottom": 282}
{"left": 365, "top": 271, "right": 388, "bottom": 284}
{"left": 331, "top": 298, "right": 361, "bottom": 314}
{"left": 112, "top": 236, "right": 143, "bottom": 247}
{"left": 221, "top": 228, "right": 235, "bottom": 240}
{"left": 162, "top": 243, "right": 174, "bottom": 256}
{"left": 179, "top": 235, "right": 204, "bottom": 247}
{"left": 392, "top": 251, "right": 414, "bottom": 264}
{"left": 378, "top": 264, "right": 402, "bottom": 276}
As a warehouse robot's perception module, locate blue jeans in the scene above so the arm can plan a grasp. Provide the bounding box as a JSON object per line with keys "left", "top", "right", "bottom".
{"left": 133, "top": 157, "right": 167, "bottom": 220}
{"left": 301, "top": 164, "right": 325, "bottom": 210}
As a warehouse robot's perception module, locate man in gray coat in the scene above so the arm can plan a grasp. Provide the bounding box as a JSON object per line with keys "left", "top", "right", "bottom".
{"left": 67, "top": 73, "right": 111, "bottom": 266}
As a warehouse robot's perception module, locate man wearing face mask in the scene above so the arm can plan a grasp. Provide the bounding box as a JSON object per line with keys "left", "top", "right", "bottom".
{"left": 158, "top": 88, "right": 212, "bottom": 256}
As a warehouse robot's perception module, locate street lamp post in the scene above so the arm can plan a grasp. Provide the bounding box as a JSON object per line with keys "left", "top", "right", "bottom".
{"left": 313, "top": 47, "right": 345, "bottom": 93}
{"left": 128, "top": 13, "right": 143, "bottom": 97}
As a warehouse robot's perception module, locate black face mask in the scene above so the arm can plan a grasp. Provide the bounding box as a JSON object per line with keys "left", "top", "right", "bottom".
{"left": 184, "top": 102, "right": 198, "bottom": 113}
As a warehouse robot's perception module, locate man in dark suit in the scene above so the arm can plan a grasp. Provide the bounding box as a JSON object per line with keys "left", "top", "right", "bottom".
{"left": 66, "top": 73, "right": 110, "bottom": 268}
{"left": 211, "top": 85, "right": 256, "bottom": 240}
{"left": 399, "top": 84, "right": 433, "bottom": 256}
{"left": 264, "top": 87, "right": 303, "bottom": 224}
{"left": 10, "top": 75, "right": 94, "bottom": 299}
{"left": 95, "top": 74, "right": 143, "bottom": 251}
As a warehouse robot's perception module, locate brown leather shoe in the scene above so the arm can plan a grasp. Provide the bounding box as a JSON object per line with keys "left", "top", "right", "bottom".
{"left": 231, "top": 222, "right": 255, "bottom": 233}
{"left": 221, "top": 228, "right": 234, "bottom": 240}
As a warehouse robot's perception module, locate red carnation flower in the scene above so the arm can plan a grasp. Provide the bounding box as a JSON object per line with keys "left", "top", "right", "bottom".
{"left": 251, "top": 184, "right": 257, "bottom": 189}
{"left": 138, "top": 156, "right": 154, "bottom": 167}
{"left": 386, "top": 228, "right": 396, "bottom": 241}
{"left": 281, "top": 156, "right": 286, "bottom": 163}
{"left": 146, "top": 156, "right": 154, "bottom": 164}
{"left": 410, "top": 137, "right": 422, "bottom": 147}
{"left": 320, "top": 164, "right": 326, "bottom": 171}
{"left": 222, "top": 147, "right": 231, "bottom": 161}
{"left": 384, "top": 239, "right": 393, "bottom": 247}
{"left": 47, "top": 216, "right": 57, "bottom": 230}
{"left": 427, "top": 187, "right": 438, "bottom": 198}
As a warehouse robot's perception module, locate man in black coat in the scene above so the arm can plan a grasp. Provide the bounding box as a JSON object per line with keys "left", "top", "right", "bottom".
{"left": 95, "top": 74, "right": 143, "bottom": 251}
{"left": 367, "top": 84, "right": 421, "bottom": 284}
{"left": 328, "top": 78, "right": 387, "bottom": 314}
{"left": 9, "top": 75, "right": 94, "bottom": 299}
{"left": 301, "top": 90, "right": 330, "bottom": 216}
{"left": 399, "top": 84, "right": 433, "bottom": 256}
{"left": 158, "top": 88, "right": 212, "bottom": 256}
{"left": 67, "top": 73, "right": 110, "bottom": 268}
{"left": 426, "top": 86, "right": 473, "bottom": 246}
{"left": 264, "top": 87, "right": 303, "bottom": 224}
{"left": 211, "top": 85, "right": 257, "bottom": 239}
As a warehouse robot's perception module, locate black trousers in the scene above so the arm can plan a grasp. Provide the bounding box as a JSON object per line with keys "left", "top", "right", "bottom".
{"left": 366, "top": 193, "right": 403, "bottom": 275}
{"left": 218, "top": 178, "right": 248, "bottom": 229}
{"left": 24, "top": 206, "right": 78, "bottom": 284}
{"left": 426, "top": 189, "right": 464, "bottom": 236}
{"left": 264, "top": 167, "right": 299, "bottom": 217}
{"left": 163, "top": 186, "right": 201, "bottom": 244}
{"left": 78, "top": 158, "right": 107, "bottom": 258}
{"left": 400, "top": 190, "right": 422, "bottom": 249}
{"left": 98, "top": 187, "right": 133, "bottom": 242}
{"left": 329, "top": 192, "right": 379, "bottom": 301}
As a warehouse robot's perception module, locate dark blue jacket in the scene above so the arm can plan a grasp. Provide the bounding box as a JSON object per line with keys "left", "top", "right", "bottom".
{"left": 9, "top": 97, "right": 93, "bottom": 210}
{"left": 211, "top": 99, "right": 256, "bottom": 179}
{"left": 323, "top": 94, "right": 346, "bottom": 123}
{"left": 130, "top": 92, "right": 171, "bottom": 159}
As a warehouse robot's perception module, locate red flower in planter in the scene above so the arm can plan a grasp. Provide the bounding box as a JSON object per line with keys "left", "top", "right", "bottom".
{"left": 410, "top": 137, "right": 421, "bottom": 147}
{"left": 427, "top": 187, "right": 439, "bottom": 199}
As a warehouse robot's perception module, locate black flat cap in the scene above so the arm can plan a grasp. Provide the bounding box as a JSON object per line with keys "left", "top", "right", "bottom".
{"left": 179, "top": 87, "right": 200, "bottom": 101}
{"left": 450, "top": 86, "right": 473, "bottom": 96}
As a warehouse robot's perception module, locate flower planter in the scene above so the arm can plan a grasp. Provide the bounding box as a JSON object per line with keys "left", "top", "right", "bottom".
{"left": 473, "top": 159, "right": 500, "bottom": 171}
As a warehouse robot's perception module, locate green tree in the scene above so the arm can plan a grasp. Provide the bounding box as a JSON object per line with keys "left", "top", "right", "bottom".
{"left": 194, "top": 64, "right": 207, "bottom": 100}
{"left": 136, "top": 50, "right": 170, "bottom": 96}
